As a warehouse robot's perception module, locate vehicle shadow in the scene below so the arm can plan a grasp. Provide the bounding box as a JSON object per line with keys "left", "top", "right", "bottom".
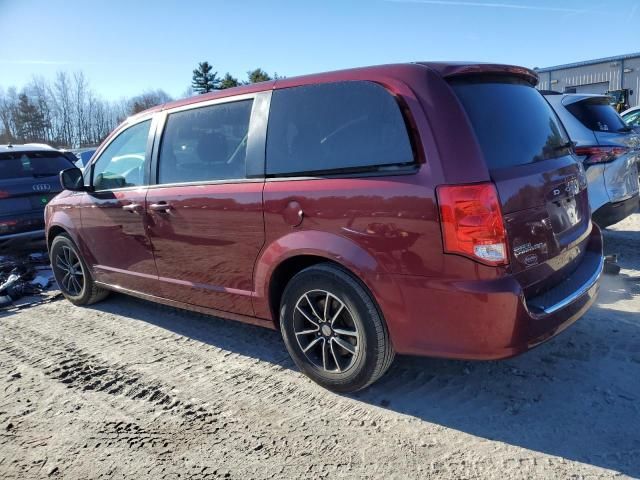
{"left": 89, "top": 265, "right": 640, "bottom": 477}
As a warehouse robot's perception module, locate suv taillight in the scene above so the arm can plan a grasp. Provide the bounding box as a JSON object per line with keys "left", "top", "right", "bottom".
{"left": 574, "top": 145, "right": 628, "bottom": 165}
{"left": 436, "top": 183, "right": 508, "bottom": 266}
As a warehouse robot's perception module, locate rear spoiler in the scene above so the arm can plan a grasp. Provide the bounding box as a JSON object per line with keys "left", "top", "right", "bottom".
{"left": 420, "top": 62, "right": 539, "bottom": 86}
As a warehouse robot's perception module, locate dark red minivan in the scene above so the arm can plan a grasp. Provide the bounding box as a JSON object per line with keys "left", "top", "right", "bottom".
{"left": 46, "top": 62, "right": 603, "bottom": 392}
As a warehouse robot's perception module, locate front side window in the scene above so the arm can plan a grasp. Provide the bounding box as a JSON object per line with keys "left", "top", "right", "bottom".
{"left": 158, "top": 100, "right": 253, "bottom": 184}
{"left": 266, "top": 81, "right": 414, "bottom": 176}
{"left": 92, "top": 120, "right": 151, "bottom": 191}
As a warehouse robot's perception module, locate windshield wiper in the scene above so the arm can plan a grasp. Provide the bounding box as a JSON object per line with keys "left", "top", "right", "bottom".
{"left": 32, "top": 173, "right": 58, "bottom": 178}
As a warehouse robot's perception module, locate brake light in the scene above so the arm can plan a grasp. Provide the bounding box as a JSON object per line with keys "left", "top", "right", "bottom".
{"left": 0, "top": 191, "right": 9, "bottom": 199}
{"left": 574, "top": 145, "right": 628, "bottom": 165}
{"left": 436, "top": 183, "right": 508, "bottom": 266}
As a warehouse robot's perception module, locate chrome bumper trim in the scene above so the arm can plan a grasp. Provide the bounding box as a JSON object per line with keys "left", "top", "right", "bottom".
{"left": 542, "top": 255, "right": 604, "bottom": 314}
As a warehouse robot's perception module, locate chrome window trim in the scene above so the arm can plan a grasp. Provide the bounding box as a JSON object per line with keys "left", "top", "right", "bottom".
{"left": 146, "top": 178, "right": 264, "bottom": 190}
{"left": 161, "top": 92, "right": 258, "bottom": 116}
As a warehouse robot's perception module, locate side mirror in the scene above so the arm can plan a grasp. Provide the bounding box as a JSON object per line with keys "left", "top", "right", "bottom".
{"left": 59, "top": 167, "right": 86, "bottom": 191}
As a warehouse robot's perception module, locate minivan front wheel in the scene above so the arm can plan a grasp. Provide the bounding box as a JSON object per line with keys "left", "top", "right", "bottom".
{"left": 50, "top": 234, "right": 109, "bottom": 306}
{"left": 280, "top": 264, "right": 394, "bottom": 392}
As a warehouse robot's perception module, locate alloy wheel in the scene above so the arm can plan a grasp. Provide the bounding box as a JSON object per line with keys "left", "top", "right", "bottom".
{"left": 54, "top": 245, "right": 85, "bottom": 296}
{"left": 293, "top": 289, "right": 360, "bottom": 373}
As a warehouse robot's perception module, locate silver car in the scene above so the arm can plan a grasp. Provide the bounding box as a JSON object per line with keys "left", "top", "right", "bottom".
{"left": 544, "top": 92, "right": 640, "bottom": 227}
{"left": 621, "top": 106, "right": 640, "bottom": 129}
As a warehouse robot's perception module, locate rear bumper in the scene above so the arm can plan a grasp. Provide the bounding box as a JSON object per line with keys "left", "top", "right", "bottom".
{"left": 592, "top": 194, "right": 639, "bottom": 228}
{"left": 380, "top": 224, "right": 603, "bottom": 359}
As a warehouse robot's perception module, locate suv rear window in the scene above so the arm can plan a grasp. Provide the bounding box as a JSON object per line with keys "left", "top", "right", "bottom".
{"left": 266, "top": 81, "right": 414, "bottom": 176}
{"left": 0, "top": 151, "right": 74, "bottom": 179}
{"left": 451, "top": 78, "right": 570, "bottom": 170}
{"left": 566, "top": 97, "right": 629, "bottom": 133}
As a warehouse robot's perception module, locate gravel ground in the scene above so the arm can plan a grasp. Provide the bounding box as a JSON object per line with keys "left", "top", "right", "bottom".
{"left": 1, "top": 214, "right": 639, "bottom": 479}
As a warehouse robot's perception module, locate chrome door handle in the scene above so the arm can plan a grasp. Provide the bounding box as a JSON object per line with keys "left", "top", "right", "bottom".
{"left": 149, "top": 202, "right": 173, "bottom": 213}
{"left": 122, "top": 203, "right": 142, "bottom": 213}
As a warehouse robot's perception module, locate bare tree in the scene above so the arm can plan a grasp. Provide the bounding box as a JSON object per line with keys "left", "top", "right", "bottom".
{"left": 128, "top": 89, "right": 172, "bottom": 115}
{"left": 50, "top": 72, "right": 73, "bottom": 147}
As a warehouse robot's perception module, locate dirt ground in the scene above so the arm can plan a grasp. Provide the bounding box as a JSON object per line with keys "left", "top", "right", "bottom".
{"left": 1, "top": 214, "right": 639, "bottom": 479}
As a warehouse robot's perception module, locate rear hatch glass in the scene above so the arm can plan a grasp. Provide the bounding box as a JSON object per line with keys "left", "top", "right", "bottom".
{"left": 451, "top": 78, "right": 573, "bottom": 169}
{"left": 565, "top": 97, "right": 630, "bottom": 133}
{"left": 0, "top": 151, "right": 74, "bottom": 179}
{"left": 451, "top": 77, "right": 592, "bottom": 297}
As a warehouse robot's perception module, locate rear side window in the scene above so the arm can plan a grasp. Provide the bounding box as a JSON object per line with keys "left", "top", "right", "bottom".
{"left": 452, "top": 79, "right": 570, "bottom": 170}
{"left": 0, "top": 152, "right": 74, "bottom": 179}
{"left": 158, "top": 100, "right": 253, "bottom": 184}
{"left": 266, "top": 81, "right": 414, "bottom": 176}
{"left": 566, "top": 98, "right": 628, "bottom": 133}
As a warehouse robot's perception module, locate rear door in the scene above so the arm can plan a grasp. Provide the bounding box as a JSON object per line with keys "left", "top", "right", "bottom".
{"left": 451, "top": 78, "right": 592, "bottom": 295}
{"left": 145, "top": 94, "right": 269, "bottom": 316}
{"left": 0, "top": 151, "right": 73, "bottom": 236}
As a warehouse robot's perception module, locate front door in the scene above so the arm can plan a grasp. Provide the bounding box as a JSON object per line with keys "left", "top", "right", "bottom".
{"left": 80, "top": 117, "right": 160, "bottom": 295}
{"left": 146, "top": 98, "right": 265, "bottom": 316}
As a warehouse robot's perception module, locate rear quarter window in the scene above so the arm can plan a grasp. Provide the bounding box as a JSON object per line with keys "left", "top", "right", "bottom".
{"left": 566, "top": 98, "right": 629, "bottom": 133}
{"left": 266, "top": 81, "right": 414, "bottom": 176}
{"left": 451, "top": 79, "right": 570, "bottom": 170}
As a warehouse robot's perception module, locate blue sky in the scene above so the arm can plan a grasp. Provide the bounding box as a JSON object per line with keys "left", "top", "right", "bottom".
{"left": 1, "top": 0, "right": 638, "bottom": 100}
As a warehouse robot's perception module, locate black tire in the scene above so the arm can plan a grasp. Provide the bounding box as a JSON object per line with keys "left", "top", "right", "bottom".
{"left": 50, "top": 234, "right": 109, "bottom": 306}
{"left": 280, "top": 263, "right": 394, "bottom": 393}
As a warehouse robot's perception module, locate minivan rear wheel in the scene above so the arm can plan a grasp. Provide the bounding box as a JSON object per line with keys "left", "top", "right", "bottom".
{"left": 50, "top": 234, "right": 109, "bottom": 305}
{"left": 280, "top": 263, "right": 394, "bottom": 392}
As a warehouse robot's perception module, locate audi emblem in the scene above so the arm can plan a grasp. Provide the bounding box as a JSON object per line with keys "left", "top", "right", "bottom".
{"left": 32, "top": 183, "right": 51, "bottom": 192}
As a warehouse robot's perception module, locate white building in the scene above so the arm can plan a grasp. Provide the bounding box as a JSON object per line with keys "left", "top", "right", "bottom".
{"left": 535, "top": 52, "right": 640, "bottom": 108}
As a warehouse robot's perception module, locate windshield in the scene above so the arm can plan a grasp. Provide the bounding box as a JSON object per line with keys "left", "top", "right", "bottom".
{"left": 451, "top": 78, "right": 571, "bottom": 170}
{"left": 0, "top": 151, "right": 75, "bottom": 179}
{"left": 566, "top": 98, "right": 629, "bottom": 133}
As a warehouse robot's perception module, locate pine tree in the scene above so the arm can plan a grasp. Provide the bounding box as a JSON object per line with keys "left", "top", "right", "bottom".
{"left": 247, "top": 68, "right": 272, "bottom": 84}
{"left": 219, "top": 73, "right": 240, "bottom": 89}
{"left": 15, "top": 93, "right": 48, "bottom": 142}
{"left": 192, "top": 62, "right": 219, "bottom": 94}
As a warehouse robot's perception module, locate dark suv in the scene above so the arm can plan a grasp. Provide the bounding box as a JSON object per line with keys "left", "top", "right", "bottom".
{"left": 1, "top": 144, "right": 76, "bottom": 251}
{"left": 46, "top": 63, "right": 603, "bottom": 392}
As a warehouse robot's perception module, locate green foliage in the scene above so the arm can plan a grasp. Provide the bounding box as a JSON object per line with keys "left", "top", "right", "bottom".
{"left": 247, "top": 68, "right": 272, "bottom": 84}
{"left": 15, "top": 93, "right": 49, "bottom": 142}
{"left": 219, "top": 73, "right": 240, "bottom": 90}
{"left": 192, "top": 61, "right": 220, "bottom": 94}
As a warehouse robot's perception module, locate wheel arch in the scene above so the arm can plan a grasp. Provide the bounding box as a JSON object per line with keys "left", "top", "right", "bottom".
{"left": 47, "top": 224, "right": 69, "bottom": 249}
{"left": 252, "top": 230, "right": 391, "bottom": 326}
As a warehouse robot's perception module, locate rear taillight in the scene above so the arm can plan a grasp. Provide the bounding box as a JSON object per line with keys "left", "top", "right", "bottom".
{"left": 574, "top": 145, "right": 628, "bottom": 165}
{"left": 0, "top": 191, "right": 9, "bottom": 199}
{"left": 0, "top": 220, "right": 17, "bottom": 234}
{"left": 436, "top": 182, "right": 508, "bottom": 266}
